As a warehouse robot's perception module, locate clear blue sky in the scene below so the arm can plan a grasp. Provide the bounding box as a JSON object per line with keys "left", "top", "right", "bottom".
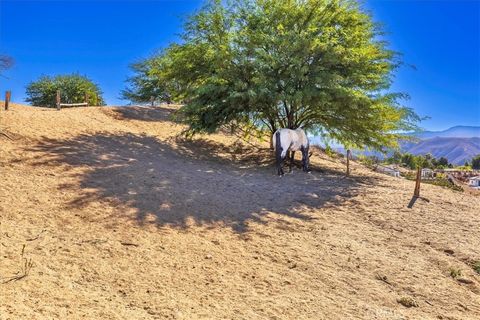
{"left": 0, "top": 0, "right": 479, "bottom": 131}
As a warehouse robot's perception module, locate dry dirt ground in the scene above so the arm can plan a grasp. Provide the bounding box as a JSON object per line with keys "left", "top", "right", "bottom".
{"left": 1, "top": 103, "right": 479, "bottom": 320}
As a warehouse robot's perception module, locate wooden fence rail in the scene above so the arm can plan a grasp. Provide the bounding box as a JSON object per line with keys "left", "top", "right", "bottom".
{"left": 56, "top": 89, "right": 89, "bottom": 110}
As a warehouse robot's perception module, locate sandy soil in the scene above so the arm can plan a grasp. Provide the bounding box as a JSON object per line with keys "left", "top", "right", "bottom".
{"left": 1, "top": 103, "right": 479, "bottom": 319}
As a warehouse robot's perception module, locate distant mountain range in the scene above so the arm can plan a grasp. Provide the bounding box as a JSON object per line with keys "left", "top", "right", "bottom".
{"left": 311, "top": 125, "right": 480, "bottom": 165}
{"left": 407, "top": 126, "right": 480, "bottom": 139}
{"left": 402, "top": 126, "right": 480, "bottom": 165}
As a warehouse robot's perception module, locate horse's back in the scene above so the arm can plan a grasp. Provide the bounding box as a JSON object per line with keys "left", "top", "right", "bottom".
{"left": 272, "top": 128, "right": 308, "bottom": 152}
{"left": 290, "top": 129, "right": 308, "bottom": 151}
{"left": 272, "top": 129, "right": 290, "bottom": 150}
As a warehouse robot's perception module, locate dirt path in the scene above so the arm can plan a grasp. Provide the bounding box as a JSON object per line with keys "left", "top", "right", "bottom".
{"left": 1, "top": 104, "right": 479, "bottom": 319}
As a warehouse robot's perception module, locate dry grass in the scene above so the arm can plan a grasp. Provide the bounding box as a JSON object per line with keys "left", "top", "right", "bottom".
{"left": 1, "top": 102, "right": 479, "bottom": 319}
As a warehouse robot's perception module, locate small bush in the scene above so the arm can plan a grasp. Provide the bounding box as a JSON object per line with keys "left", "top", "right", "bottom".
{"left": 358, "top": 155, "right": 379, "bottom": 169}
{"left": 324, "top": 145, "right": 339, "bottom": 159}
{"left": 473, "top": 261, "right": 480, "bottom": 274}
{"left": 26, "top": 73, "right": 104, "bottom": 108}
{"left": 449, "top": 267, "right": 462, "bottom": 278}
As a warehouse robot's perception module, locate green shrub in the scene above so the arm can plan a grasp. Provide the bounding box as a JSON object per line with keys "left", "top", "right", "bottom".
{"left": 358, "top": 155, "right": 379, "bottom": 169}
{"left": 26, "top": 74, "right": 104, "bottom": 108}
{"left": 473, "top": 261, "right": 480, "bottom": 274}
{"left": 449, "top": 267, "right": 462, "bottom": 278}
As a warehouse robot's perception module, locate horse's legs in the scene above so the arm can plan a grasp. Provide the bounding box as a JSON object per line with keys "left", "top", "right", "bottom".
{"left": 277, "top": 157, "right": 285, "bottom": 176}
{"left": 276, "top": 148, "right": 285, "bottom": 176}
{"left": 301, "top": 146, "right": 311, "bottom": 172}
{"left": 289, "top": 151, "right": 295, "bottom": 172}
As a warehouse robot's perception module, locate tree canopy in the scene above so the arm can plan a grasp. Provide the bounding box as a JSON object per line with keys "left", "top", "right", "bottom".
{"left": 121, "top": 57, "right": 171, "bottom": 104}
{"left": 26, "top": 74, "right": 104, "bottom": 108}
{"left": 471, "top": 155, "right": 480, "bottom": 170}
{"left": 126, "top": 0, "right": 421, "bottom": 150}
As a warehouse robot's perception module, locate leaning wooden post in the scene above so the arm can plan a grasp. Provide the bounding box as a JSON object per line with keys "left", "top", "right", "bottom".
{"left": 5, "top": 90, "right": 11, "bottom": 110}
{"left": 346, "top": 149, "right": 351, "bottom": 176}
{"left": 414, "top": 167, "right": 421, "bottom": 197}
{"left": 56, "top": 90, "right": 61, "bottom": 111}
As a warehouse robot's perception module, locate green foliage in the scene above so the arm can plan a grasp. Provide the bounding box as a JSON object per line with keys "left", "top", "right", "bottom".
{"left": 471, "top": 154, "right": 480, "bottom": 170}
{"left": 449, "top": 267, "right": 462, "bottom": 279}
{"left": 436, "top": 156, "right": 449, "bottom": 168}
{"left": 386, "top": 151, "right": 451, "bottom": 170}
{"left": 473, "top": 261, "right": 480, "bottom": 274}
{"left": 131, "top": 0, "right": 420, "bottom": 149}
{"left": 357, "top": 154, "right": 379, "bottom": 168}
{"left": 25, "top": 74, "right": 104, "bottom": 108}
{"left": 399, "top": 153, "right": 418, "bottom": 169}
{"left": 122, "top": 56, "right": 172, "bottom": 104}
{"left": 324, "top": 145, "right": 339, "bottom": 159}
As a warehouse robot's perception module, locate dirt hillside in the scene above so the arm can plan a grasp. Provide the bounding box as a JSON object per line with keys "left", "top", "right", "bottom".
{"left": 1, "top": 103, "right": 479, "bottom": 319}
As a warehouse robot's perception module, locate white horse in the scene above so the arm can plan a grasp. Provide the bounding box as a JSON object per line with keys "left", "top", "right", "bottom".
{"left": 272, "top": 128, "right": 310, "bottom": 176}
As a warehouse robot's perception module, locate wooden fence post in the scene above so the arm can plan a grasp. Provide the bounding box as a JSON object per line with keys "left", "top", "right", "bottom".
{"left": 414, "top": 167, "right": 421, "bottom": 197}
{"left": 85, "top": 92, "right": 88, "bottom": 106}
{"left": 56, "top": 90, "right": 61, "bottom": 111}
{"left": 346, "top": 149, "right": 351, "bottom": 176}
{"left": 5, "top": 90, "right": 11, "bottom": 110}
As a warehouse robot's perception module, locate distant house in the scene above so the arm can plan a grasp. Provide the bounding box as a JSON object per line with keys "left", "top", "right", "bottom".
{"left": 421, "top": 168, "right": 434, "bottom": 179}
{"left": 376, "top": 165, "right": 400, "bottom": 177}
{"left": 468, "top": 176, "right": 480, "bottom": 188}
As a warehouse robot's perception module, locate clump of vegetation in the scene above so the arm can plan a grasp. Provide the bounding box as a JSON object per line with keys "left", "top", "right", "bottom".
{"left": 471, "top": 155, "right": 480, "bottom": 170}
{"left": 430, "top": 178, "right": 464, "bottom": 192}
{"left": 26, "top": 73, "right": 104, "bottom": 108}
{"left": 449, "top": 267, "right": 462, "bottom": 279}
{"left": 472, "top": 261, "right": 480, "bottom": 275}
{"left": 357, "top": 154, "right": 380, "bottom": 169}
{"left": 122, "top": 57, "right": 171, "bottom": 105}
{"left": 397, "top": 296, "right": 418, "bottom": 308}
{"left": 324, "top": 145, "right": 341, "bottom": 159}
{"left": 386, "top": 151, "right": 452, "bottom": 170}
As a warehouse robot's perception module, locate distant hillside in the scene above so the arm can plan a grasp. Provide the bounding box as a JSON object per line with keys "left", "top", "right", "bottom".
{"left": 402, "top": 137, "right": 480, "bottom": 165}
{"left": 312, "top": 125, "right": 480, "bottom": 165}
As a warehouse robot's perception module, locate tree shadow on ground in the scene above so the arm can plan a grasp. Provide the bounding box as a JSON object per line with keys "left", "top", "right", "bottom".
{"left": 27, "top": 132, "right": 376, "bottom": 233}
{"left": 107, "top": 106, "right": 179, "bottom": 122}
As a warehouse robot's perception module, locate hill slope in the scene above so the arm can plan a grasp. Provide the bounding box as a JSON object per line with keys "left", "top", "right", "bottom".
{"left": 1, "top": 103, "right": 479, "bottom": 319}
{"left": 402, "top": 137, "right": 480, "bottom": 165}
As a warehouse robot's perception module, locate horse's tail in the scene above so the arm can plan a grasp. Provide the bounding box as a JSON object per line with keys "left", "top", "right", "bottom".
{"left": 275, "top": 130, "right": 283, "bottom": 160}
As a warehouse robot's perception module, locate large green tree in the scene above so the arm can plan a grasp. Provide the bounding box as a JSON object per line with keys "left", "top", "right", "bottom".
{"left": 26, "top": 74, "right": 104, "bottom": 108}
{"left": 130, "top": 0, "right": 420, "bottom": 150}
{"left": 121, "top": 56, "right": 172, "bottom": 104}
